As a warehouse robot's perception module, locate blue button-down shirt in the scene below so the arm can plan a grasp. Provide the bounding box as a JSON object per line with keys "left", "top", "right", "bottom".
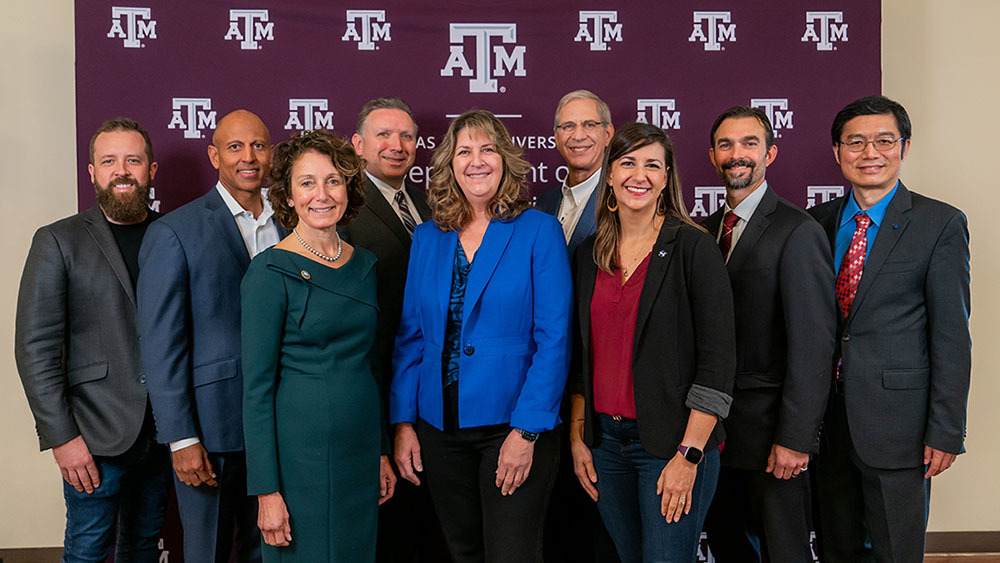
{"left": 834, "top": 181, "right": 899, "bottom": 272}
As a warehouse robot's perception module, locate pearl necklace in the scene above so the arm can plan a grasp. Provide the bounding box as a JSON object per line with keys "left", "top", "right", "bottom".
{"left": 294, "top": 229, "right": 342, "bottom": 262}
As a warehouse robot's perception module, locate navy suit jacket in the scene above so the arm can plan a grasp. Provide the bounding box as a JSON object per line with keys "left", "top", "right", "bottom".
{"left": 809, "top": 183, "right": 970, "bottom": 469}
{"left": 702, "top": 187, "right": 836, "bottom": 469}
{"left": 138, "top": 188, "right": 287, "bottom": 452}
{"left": 536, "top": 187, "right": 597, "bottom": 256}
{"left": 390, "top": 209, "right": 572, "bottom": 433}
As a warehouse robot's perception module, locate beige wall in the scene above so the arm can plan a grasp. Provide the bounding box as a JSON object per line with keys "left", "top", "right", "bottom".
{"left": 0, "top": 0, "right": 996, "bottom": 549}
{"left": 883, "top": 1, "right": 1000, "bottom": 531}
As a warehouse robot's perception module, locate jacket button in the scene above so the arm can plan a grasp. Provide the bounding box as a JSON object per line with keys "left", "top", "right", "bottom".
{"left": 464, "top": 345, "right": 475, "bottom": 356}
{"left": 842, "top": 334, "right": 850, "bottom": 342}
{"left": 139, "top": 375, "right": 147, "bottom": 384}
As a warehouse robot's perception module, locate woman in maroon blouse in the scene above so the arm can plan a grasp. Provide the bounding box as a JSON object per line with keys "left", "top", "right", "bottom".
{"left": 567, "top": 121, "right": 736, "bottom": 563}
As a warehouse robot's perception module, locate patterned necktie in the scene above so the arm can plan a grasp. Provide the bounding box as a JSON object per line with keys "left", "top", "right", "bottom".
{"left": 394, "top": 190, "right": 418, "bottom": 237}
{"left": 835, "top": 213, "right": 872, "bottom": 318}
{"left": 717, "top": 211, "right": 739, "bottom": 257}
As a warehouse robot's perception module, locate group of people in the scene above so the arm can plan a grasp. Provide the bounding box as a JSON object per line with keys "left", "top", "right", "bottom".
{"left": 15, "top": 90, "right": 970, "bottom": 563}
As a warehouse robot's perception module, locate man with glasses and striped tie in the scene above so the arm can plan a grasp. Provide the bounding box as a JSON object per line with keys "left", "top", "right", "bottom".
{"left": 343, "top": 96, "right": 445, "bottom": 563}
{"left": 809, "top": 95, "right": 971, "bottom": 563}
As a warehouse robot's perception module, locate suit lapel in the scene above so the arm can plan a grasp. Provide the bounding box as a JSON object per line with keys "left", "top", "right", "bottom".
{"left": 204, "top": 189, "right": 252, "bottom": 273}
{"left": 364, "top": 179, "right": 414, "bottom": 248}
{"left": 569, "top": 189, "right": 598, "bottom": 251}
{"left": 847, "top": 185, "right": 912, "bottom": 324}
{"left": 464, "top": 219, "right": 514, "bottom": 315}
{"left": 633, "top": 218, "right": 679, "bottom": 359}
{"left": 406, "top": 184, "right": 432, "bottom": 222}
{"left": 576, "top": 243, "right": 598, "bottom": 358}
{"left": 83, "top": 206, "right": 136, "bottom": 305}
{"left": 725, "top": 188, "right": 776, "bottom": 274}
{"left": 435, "top": 229, "right": 459, "bottom": 330}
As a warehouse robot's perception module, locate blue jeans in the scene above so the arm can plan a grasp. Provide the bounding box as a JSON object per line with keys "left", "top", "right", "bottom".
{"left": 591, "top": 414, "right": 720, "bottom": 563}
{"left": 62, "top": 433, "right": 170, "bottom": 563}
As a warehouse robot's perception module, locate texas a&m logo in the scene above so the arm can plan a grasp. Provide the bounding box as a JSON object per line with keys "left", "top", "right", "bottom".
{"left": 688, "top": 11, "right": 734, "bottom": 51}
{"left": 167, "top": 98, "right": 216, "bottom": 139}
{"left": 750, "top": 98, "right": 794, "bottom": 136}
{"left": 107, "top": 7, "right": 156, "bottom": 48}
{"left": 441, "top": 23, "right": 526, "bottom": 93}
{"left": 284, "top": 99, "right": 335, "bottom": 131}
{"left": 636, "top": 99, "right": 681, "bottom": 130}
{"left": 806, "top": 186, "right": 844, "bottom": 208}
{"left": 225, "top": 9, "right": 273, "bottom": 50}
{"left": 574, "top": 11, "right": 622, "bottom": 51}
{"left": 690, "top": 187, "right": 726, "bottom": 219}
{"left": 342, "top": 10, "right": 391, "bottom": 51}
{"left": 802, "top": 11, "right": 848, "bottom": 51}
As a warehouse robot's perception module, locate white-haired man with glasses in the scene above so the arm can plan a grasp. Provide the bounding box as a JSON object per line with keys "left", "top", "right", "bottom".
{"left": 536, "top": 90, "right": 614, "bottom": 256}
{"left": 808, "top": 95, "right": 971, "bottom": 563}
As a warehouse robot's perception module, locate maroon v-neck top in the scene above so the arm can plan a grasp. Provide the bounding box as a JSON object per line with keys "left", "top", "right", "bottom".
{"left": 590, "top": 253, "right": 651, "bottom": 419}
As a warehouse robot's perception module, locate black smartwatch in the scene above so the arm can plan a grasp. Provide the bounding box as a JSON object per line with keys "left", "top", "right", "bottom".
{"left": 677, "top": 445, "right": 704, "bottom": 465}
{"left": 514, "top": 428, "right": 539, "bottom": 442}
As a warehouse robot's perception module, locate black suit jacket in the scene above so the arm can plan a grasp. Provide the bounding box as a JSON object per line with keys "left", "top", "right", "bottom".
{"left": 569, "top": 217, "right": 736, "bottom": 458}
{"left": 809, "top": 183, "right": 970, "bottom": 469}
{"left": 339, "top": 178, "right": 431, "bottom": 411}
{"left": 703, "top": 187, "right": 836, "bottom": 469}
{"left": 536, "top": 187, "right": 598, "bottom": 257}
{"left": 16, "top": 205, "right": 158, "bottom": 456}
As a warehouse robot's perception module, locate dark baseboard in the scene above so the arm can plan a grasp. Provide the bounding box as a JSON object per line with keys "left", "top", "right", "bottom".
{"left": 0, "top": 547, "right": 62, "bottom": 563}
{"left": 928, "top": 531, "right": 1000, "bottom": 553}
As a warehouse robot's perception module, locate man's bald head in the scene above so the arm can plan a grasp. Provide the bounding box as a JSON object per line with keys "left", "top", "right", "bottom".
{"left": 208, "top": 109, "right": 272, "bottom": 196}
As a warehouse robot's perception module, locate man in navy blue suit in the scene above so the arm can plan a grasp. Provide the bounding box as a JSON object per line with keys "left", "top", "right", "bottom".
{"left": 537, "top": 90, "right": 619, "bottom": 563}
{"left": 138, "top": 109, "right": 283, "bottom": 563}
{"left": 536, "top": 89, "right": 614, "bottom": 257}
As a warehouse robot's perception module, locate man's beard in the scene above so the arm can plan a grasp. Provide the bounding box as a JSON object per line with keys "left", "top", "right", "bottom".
{"left": 95, "top": 175, "right": 151, "bottom": 224}
{"left": 720, "top": 158, "right": 757, "bottom": 191}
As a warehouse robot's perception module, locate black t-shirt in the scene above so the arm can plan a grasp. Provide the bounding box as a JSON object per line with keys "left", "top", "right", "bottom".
{"left": 106, "top": 210, "right": 160, "bottom": 290}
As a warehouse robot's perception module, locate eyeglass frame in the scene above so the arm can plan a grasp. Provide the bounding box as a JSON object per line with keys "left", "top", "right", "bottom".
{"left": 554, "top": 120, "right": 609, "bottom": 135}
{"left": 837, "top": 135, "right": 908, "bottom": 153}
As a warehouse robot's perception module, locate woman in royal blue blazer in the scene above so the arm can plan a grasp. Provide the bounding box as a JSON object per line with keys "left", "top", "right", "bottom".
{"left": 390, "top": 110, "right": 572, "bottom": 563}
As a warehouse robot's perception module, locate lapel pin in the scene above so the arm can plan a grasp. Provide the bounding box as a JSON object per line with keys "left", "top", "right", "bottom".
{"left": 893, "top": 224, "right": 899, "bottom": 229}
{"left": 658, "top": 250, "right": 667, "bottom": 258}
{"left": 301, "top": 269, "right": 311, "bottom": 279}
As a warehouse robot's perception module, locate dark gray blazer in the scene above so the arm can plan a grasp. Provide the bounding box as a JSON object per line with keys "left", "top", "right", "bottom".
{"left": 809, "top": 183, "right": 971, "bottom": 469}
{"left": 15, "top": 205, "right": 154, "bottom": 456}
{"left": 338, "top": 178, "right": 430, "bottom": 418}
{"left": 703, "top": 187, "right": 836, "bottom": 469}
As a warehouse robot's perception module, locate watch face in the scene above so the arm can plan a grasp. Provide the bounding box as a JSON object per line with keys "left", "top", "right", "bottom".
{"left": 684, "top": 447, "right": 704, "bottom": 464}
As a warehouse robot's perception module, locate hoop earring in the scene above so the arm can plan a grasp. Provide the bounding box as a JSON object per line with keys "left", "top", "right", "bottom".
{"left": 656, "top": 189, "right": 668, "bottom": 215}
{"left": 607, "top": 192, "right": 618, "bottom": 212}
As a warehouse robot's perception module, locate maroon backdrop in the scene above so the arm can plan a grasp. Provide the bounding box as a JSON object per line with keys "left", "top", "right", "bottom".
{"left": 76, "top": 2, "right": 879, "bottom": 561}
{"left": 76, "top": 1, "right": 879, "bottom": 217}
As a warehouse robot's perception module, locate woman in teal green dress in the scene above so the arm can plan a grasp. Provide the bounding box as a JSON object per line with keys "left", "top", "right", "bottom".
{"left": 241, "top": 130, "right": 396, "bottom": 562}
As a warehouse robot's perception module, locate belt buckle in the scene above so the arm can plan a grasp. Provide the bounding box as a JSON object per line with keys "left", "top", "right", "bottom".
{"left": 612, "top": 414, "right": 623, "bottom": 422}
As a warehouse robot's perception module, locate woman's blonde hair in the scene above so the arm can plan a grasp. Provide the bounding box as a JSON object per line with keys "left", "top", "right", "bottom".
{"left": 593, "top": 121, "right": 702, "bottom": 273}
{"left": 428, "top": 110, "right": 531, "bottom": 231}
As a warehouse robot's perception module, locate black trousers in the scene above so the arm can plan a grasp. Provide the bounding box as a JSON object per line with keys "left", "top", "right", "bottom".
{"left": 416, "top": 420, "right": 559, "bottom": 563}
{"left": 813, "top": 392, "right": 930, "bottom": 563}
{"left": 704, "top": 465, "right": 814, "bottom": 563}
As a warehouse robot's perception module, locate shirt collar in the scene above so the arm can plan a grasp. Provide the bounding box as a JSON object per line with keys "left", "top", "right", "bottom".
{"left": 724, "top": 180, "right": 769, "bottom": 223}
{"left": 561, "top": 168, "right": 601, "bottom": 206}
{"left": 215, "top": 182, "right": 273, "bottom": 221}
{"left": 840, "top": 180, "right": 899, "bottom": 229}
{"left": 367, "top": 171, "right": 406, "bottom": 202}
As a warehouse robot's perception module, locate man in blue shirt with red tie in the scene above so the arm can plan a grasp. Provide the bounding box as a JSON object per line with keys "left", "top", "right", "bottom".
{"left": 808, "top": 95, "right": 971, "bottom": 563}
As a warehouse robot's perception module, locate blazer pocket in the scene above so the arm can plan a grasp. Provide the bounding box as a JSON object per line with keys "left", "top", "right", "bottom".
{"left": 193, "top": 357, "right": 239, "bottom": 388}
{"left": 879, "top": 260, "right": 918, "bottom": 274}
{"left": 882, "top": 368, "right": 930, "bottom": 390}
{"left": 67, "top": 362, "right": 108, "bottom": 386}
{"left": 734, "top": 372, "right": 782, "bottom": 390}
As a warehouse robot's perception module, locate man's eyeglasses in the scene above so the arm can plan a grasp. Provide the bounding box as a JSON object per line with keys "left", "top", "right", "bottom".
{"left": 554, "top": 120, "right": 608, "bottom": 134}
{"left": 839, "top": 136, "right": 907, "bottom": 153}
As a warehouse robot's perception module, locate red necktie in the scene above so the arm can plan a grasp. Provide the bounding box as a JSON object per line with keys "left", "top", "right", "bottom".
{"left": 835, "top": 213, "right": 871, "bottom": 318}
{"left": 717, "top": 211, "right": 739, "bottom": 256}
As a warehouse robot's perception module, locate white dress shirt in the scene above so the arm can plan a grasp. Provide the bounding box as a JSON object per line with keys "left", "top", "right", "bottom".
{"left": 368, "top": 172, "right": 424, "bottom": 228}
{"left": 556, "top": 168, "right": 601, "bottom": 243}
{"left": 716, "top": 181, "right": 769, "bottom": 263}
{"left": 170, "top": 183, "right": 281, "bottom": 453}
